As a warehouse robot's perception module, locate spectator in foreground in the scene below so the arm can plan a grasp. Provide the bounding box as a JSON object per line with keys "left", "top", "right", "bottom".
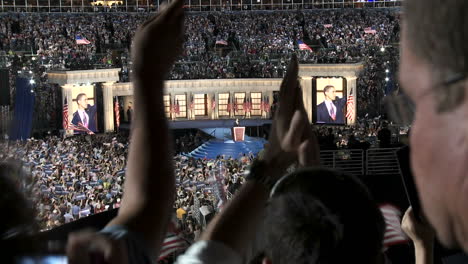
{"left": 1, "top": 0, "right": 185, "bottom": 262}
{"left": 399, "top": 0, "right": 468, "bottom": 255}
{"left": 175, "top": 56, "right": 384, "bottom": 263}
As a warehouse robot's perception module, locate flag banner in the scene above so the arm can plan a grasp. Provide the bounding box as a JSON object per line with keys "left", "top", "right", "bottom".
{"left": 215, "top": 39, "right": 228, "bottom": 45}
{"left": 379, "top": 204, "right": 409, "bottom": 250}
{"left": 75, "top": 36, "right": 91, "bottom": 45}
{"left": 298, "top": 40, "right": 313, "bottom": 51}
{"left": 364, "top": 27, "right": 377, "bottom": 34}
{"left": 211, "top": 96, "right": 216, "bottom": 110}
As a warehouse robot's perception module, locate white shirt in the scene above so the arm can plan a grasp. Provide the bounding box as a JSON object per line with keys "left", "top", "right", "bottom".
{"left": 175, "top": 240, "right": 242, "bottom": 264}
{"left": 324, "top": 100, "right": 336, "bottom": 118}
{"left": 78, "top": 109, "right": 89, "bottom": 128}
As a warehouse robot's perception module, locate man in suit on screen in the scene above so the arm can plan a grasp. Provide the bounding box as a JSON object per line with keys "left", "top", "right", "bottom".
{"left": 316, "top": 85, "right": 347, "bottom": 124}
{"left": 71, "top": 93, "right": 98, "bottom": 134}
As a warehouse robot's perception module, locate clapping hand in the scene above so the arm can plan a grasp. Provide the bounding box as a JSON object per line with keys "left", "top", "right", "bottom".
{"left": 263, "top": 55, "right": 320, "bottom": 172}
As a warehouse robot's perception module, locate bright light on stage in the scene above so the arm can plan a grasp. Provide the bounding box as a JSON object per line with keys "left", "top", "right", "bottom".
{"left": 380, "top": 47, "right": 385, "bottom": 52}
{"left": 385, "top": 69, "right": 389, "bottom": 73}
{"left": 385, "top": 77, "right": 389, "bottom": 82}
{"left": 30, "top": 90, "right": 34, "bottom": 93}
{"left": 30, "top": 79, "right": 35, "bottom": 84}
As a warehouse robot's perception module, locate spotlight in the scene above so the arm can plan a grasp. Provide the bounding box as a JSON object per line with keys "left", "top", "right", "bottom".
{"left": 30, "top": 90, "right": 34, "bottom": 93}
{"left": 380, "top": 47, "right": 385, "bottom": 52}
{"left": 32, "top": 57, "right": 36, "bottom": 61}
{"left": 30, "top": 79, "right": 35, "bottom": 84}
{"left": 385, "top": 77, "right": 389, "bottom": 82}
{"left": 29, "top": 70, "right": 33, "bottom": 74}
{"left": 385, "top": 69, "right": 389, "bottom": 73}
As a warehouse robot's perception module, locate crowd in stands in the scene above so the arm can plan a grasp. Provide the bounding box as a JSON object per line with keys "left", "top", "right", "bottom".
{"left": 0, "top": 9, "right": 400, "bottom": 118}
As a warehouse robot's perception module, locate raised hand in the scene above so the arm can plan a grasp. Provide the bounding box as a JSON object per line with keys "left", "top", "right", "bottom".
{"left": 263, "top": 55, "right": 320, "bottom": 171}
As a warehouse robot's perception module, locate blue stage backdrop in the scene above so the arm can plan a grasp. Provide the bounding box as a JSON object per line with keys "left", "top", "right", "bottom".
{"left": 9, "top": 78, "right": 35, "bottom": 140}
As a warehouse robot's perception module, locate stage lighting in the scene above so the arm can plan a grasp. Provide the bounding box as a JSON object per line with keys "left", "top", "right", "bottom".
{"left": 29, "top": 70, "right": 33, "bottom": 74}
{"left": 30, "top": 79, "right": 35, "bottom": 84}
{"left": 385, "top": 69, "right": 389, "bottom": 73}
{"left": 380, "top": 47, "right": 385, "bottom": 52}
{"left": 30, "top": 90, "right": 34, "bottom": 93}
{"left": 385, "top": 77, "right": 389, "bottom": 82}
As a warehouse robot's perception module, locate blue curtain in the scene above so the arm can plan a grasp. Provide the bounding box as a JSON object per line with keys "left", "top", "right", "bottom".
{"left": 9, "top": 78, "right": 35, "bottom": 141}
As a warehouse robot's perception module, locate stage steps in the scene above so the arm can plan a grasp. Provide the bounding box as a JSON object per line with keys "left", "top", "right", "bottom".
{"left": 189, "top": 138, "right": 266, "bottom": 159}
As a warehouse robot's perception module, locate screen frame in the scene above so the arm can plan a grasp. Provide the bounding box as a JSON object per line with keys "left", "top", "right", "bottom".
{"left": 312, "top": 76, "right": 348, "bottom": 125}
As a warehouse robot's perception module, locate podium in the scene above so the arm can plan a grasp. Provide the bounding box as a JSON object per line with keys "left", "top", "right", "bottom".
{"left": 232, "top": 126, "right": 245, "bottom": 142}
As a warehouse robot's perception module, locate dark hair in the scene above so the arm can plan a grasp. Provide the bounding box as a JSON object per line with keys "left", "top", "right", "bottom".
{"left": 0, "top": 162, "right": 40, "bottom": 261}
{"left": 76, "top": 93, "right": 87, "bottom": 102}
{"left": 323, "top": 85, "right": 335, "bottom": 95}
{"left": 262, "top": 168, "right": 384, "bottom": 264}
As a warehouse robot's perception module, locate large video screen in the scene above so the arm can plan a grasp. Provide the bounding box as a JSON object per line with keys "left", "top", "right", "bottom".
{"left": 70, "top": 86, "right": 98, "bottom": 134}
{"left": 314, "top": 77, "right": 346, "bottom": 125}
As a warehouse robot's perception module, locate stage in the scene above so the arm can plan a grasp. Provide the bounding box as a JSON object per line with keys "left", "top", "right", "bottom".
{"left": 119, "top": 118, "right": 272, "bottom": 131}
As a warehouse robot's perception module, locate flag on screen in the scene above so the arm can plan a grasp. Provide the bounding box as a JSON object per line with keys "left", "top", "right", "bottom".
{"left": 346, "top": 88, "right": 354, "bottom": 119}
{"left": 158, "top": 233, "right": 188, "bottom": 261}
{"left": 297, "top": 40, "right": 312, "bottom": 51}
{"left": 379, "top": 204, "right": 409, "bottom": 250}
{"left": 62, "top": 98, "right": 69, "bottom": 130}
{"left": 215, "top": 39, "right": 228, "bottom": 46}
{"left": 323, "top": 24, "right": 333, "bottom": 28}
{"left": 114, "top": 97, "right": 120, "bottom": 128}
{"left": 75, "top": 36, "right": 91, "bottom": 45}
{"left": 364, "top": 27, "right": 377, "bottom": 34}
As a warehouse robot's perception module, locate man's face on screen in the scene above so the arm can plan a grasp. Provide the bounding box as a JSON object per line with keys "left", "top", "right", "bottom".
{"left": 399, "top": 21, "right": 468, "bottom": 251}
{"left": 78, "top": 96, "right": 88, "bottom": 110}
{"left": 325, "top": 87, "right": 336, "bottom": 101}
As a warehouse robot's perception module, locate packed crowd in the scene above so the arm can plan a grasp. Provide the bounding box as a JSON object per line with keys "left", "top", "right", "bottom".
{"left": 0, "top": 134, "right": 128, "bottom": 230}
{"left": 0, "top": 9, "right": 400, "bottom": 117}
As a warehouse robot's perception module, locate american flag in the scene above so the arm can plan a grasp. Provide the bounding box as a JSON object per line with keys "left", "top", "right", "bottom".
{"left": 379, "top": 204, "right": 409, "bottom": 250}
{"left": 297, "top": 40, "right": 312, "bottom": 51}
{"left": 62, "top": 98, "right": 69, "bottom": 130}
{"left": 262, "top": 95, "right": 270, "bottom": 113}
{"left": 114, "top": 97, "right": 120, "bottom": 128}
{"left": 158, "top": 233, "right": 188, "bottom": 261}
{"left": 215, "top": 39, "right": 228, "bottom": 45}
{"left": 189, "top": 95, "right": 194, "bottom": 110}
{"left": 346, "top": 88, "right": 354, "bottom": 120}
{"left": 227, "top": 95, "right": 232, "bottom": 113}
{"left": 75, "top": 36, "right": 91, "bottom": 45}
{"left": 364, "top": 27, "right": 377, "bottom": 34}
{"left": 175, "top": 99, "right": 180, "bottom": 115}
{"left": 211, "top": 96, "right": 216, "bottom": 110}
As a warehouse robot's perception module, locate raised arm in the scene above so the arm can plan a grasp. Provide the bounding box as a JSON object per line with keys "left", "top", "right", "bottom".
{"left": 106, "top": 0, "right": 185, "bottom": 254}
{"left": 67, "top": 1, "right": 185, "bottom": 262}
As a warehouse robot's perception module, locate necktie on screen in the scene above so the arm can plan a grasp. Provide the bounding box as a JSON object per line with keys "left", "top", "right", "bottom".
{"left": 330, "top": 106, "right": 336, "bottom": 121}
{"left": 83, "top": 114, "right": 88, "bottom": 128}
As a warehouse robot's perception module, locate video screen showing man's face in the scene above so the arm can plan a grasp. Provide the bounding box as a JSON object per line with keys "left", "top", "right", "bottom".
{"left": 315, "top": 78, "right": 346, "bottom": 125}
{"left": 70, "top": 87, "right": 98, "bottom": 134}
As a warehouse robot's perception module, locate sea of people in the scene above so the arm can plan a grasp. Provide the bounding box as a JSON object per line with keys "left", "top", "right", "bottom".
{"left": 0, "top": 9, "right": 400, "bottom": 119}
{"left": 0, "top": 118, "right": 397, "bottom": 231}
